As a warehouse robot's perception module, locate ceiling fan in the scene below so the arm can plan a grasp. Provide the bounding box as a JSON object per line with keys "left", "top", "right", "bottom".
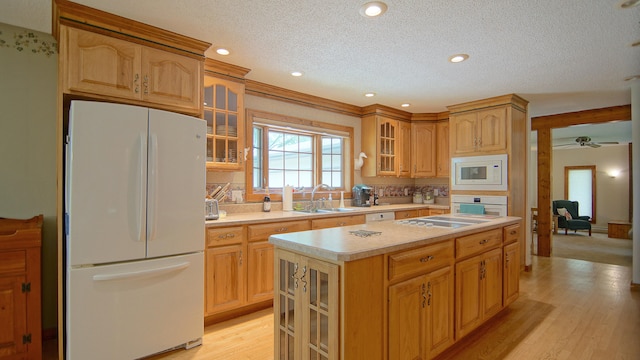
{"left": 554, "top": 136, "right": 619, "bottom": 149}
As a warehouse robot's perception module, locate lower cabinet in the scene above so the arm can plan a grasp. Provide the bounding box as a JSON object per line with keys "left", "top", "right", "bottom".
{"left": 275, "top": 249, "right": 339, "bottom": 360}
{"left": 503, "top": 241, "right": 520, "bottom": 307}
{"left": 389, "top": 265, "right": 454, "bottom": 360}
{"left": 455, "top": 247, "right": 503, "bottom": 339}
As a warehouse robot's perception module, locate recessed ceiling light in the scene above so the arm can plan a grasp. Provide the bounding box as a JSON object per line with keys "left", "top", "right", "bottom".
{"left": 620, "top": 0, "right": 640, "bottom": 8}
{"left": 359, "top": 2, "right": 388, "bottom": 17}
{"left": 291, "top": 71, "right": 303, "bottom": 77}
{"left": 401, "top": 103, "right": 410, "bottom": 108}
{"left": 364, "top": 92, "right": 376, "bottom": 97}
{"left": 449, "top": 54, "right": 469, "bottom": 63}
{"left": 216, "top": 48, "right": 230, "bottom": 56}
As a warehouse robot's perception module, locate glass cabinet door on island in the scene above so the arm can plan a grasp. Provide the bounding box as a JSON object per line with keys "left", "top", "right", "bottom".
{"left": 204, "top": 77, "right": 244, "bottom": 170}
{"left": 275, "top": 249, "right": 338, "bottom": 360}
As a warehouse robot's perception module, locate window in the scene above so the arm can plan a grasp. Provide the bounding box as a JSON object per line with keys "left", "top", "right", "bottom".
{"left": 565, "top": 165, "right": 596, "bottom": 222}
{"left": 245, "top": 110, "right": 353, "bottom": 202}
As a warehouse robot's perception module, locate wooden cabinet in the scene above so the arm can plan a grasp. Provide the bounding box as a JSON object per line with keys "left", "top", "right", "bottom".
{"left": 0, "top": 215, "right": 42, "bottom": 360}
{"left": 398, "top": 120, "right": 412, "bottom": 177}
{"left": 449, "top": 107, "right": 507, "bottom": 156}
{"left": 410, "top": 120, "right": 449, "bottom": 178}
{"left": 455, "top": 247, "right": 503, "bottom": 339}
{"left": 205, "top": 226, "right": 245, "bottom": 315}
{"left": 204, "top": 76, "right": 245, "bottom": 170}
{"left": 246, "top": 221, "right": 310, "bottom": 305}
{"left": 436, "top": 121, "right": 450, "bottom": 177}
{"left": 361, "top": 115, "right": 411, "bottom": 177}
{"left": 388, "top": 241, "right": 455, "bottom": 360}
{"left": 275, "top": 249, "right": 339, "bottom": 360}
{"left": 411, "top": 122, "right": 437, "bottom": 177}
{"left": 608, "top": 221, "right": 632, "bottom": 239}
{"left": 395, "top": 209, "right": 420, "bottom": 220}
{"left": 311, "top": 214, "right": 365, "bottom": 230}
{"left": 62, "top": 26, "right": 202, "bottom": 115}
{"left": 503, "top": 224, "right": 520, "bottom": 307}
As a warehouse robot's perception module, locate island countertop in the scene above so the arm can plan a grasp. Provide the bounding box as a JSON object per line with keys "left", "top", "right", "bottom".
{"left": 268, "top": 214, "right": 521, "bottom": 261}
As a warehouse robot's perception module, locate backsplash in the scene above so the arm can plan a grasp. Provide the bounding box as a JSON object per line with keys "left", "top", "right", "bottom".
{"left": 206, "top": 182, "right": 448, "bottom": 206}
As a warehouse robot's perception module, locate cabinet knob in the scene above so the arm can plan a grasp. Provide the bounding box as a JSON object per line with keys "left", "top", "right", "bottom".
{"left": 479, "top": 239, "right": 489, "bottom": 245}
{"left": 420, "top": 255, "right": 434, "bottom": 263}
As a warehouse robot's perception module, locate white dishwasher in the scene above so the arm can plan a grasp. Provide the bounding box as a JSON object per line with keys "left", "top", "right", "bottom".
{"left": 365, "top": 211, "right": 396, "bottom": 222}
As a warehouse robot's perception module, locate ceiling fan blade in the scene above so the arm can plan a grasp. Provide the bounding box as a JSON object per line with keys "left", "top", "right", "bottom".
{"left": 553, "top": 143, "right": 575, "bottom": 147}
{"left": 595, "top": 141, "right": 619, "bottom": 145}
{"left": 587, "top": 143, "right": 601, "bottom": 148}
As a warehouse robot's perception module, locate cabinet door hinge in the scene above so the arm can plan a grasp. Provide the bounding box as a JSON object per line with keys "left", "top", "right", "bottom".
{"left": 22, "top": 282, "right": 31, "bottom": 293}
{"left": 23, "top": 334, "right": 32, "bottom": 344}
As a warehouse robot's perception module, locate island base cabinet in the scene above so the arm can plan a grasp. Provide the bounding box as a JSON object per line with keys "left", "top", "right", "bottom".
{"left": 388, "top": 266, "right": 454, "bottom": 360}
{"left": 274, "top": 249, "right": 338, "bottom": 360}
{"left": 455, "top": 247, "right": 503, "bottom": 340}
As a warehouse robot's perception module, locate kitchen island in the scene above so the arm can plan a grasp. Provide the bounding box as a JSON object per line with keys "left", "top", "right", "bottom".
{"left": 269, "top": 214, "right": 521, "bottom": 360}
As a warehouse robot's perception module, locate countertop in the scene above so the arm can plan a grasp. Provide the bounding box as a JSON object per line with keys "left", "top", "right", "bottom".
{"left": 268, "top": 214, "right": 521, "bottom": 262}
{"left": 205, "top": 203, "right": 449, "bottom": 227}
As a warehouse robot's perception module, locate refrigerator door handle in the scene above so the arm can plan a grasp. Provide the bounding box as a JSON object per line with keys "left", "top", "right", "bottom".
{"left": 92, "top": 261, "right": 190, "bottom": 282}
{"left": 147, "top": 133, "right": 158, "bottom": 242}
{"left": 138, "top": 133, "right": 146, "bottom": 243}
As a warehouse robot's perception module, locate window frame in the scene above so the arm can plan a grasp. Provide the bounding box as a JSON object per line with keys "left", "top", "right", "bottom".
{"left": 245, "top": 109, "right": 354, "bottom": 203}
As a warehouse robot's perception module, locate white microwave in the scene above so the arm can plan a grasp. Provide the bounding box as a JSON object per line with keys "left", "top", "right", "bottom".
{"left": 451, "top": 154, "right": 508, "bottom": 191}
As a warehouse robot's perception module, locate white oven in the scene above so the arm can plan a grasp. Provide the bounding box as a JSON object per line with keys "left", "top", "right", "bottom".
{"left": 451, "top": 195, "right": 508, "bottom": 216}
{"left": 451, "top": 154, "right": 508, "bottom": 191}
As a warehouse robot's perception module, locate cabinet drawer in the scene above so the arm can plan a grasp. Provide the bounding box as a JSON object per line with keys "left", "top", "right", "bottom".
{"left": 455, "top": 229, "right": 502, "bottom": 259}
{"left": 206, "top": 226, "right": 244, "bottom": 247}
{"left": 395, "top": 210, "right": 419, "bottom": 220}
{"left": 0, "top": 251, "right": 26, "bottom": 275}
{"left": 388, "top": 240, "right": 454, "bottom": 281}
{"left": 503, "top": 224, "right": 520, "bottom": 245}
{"left": 247, "top": 220, "right": 310, "bottom": 242}
{"left": 311, "top": 215, "right": 366, "bottom": 230}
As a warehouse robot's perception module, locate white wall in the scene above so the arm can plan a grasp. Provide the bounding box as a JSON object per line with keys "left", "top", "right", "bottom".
{"left": 552, "top": 145, "right": 630, "bottom": 232}
{"left": 0, "top": 23, "right": 58, "bottom": 330}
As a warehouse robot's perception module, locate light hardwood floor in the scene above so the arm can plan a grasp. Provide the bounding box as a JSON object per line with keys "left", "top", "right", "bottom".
{"left": 47, "top": 255, "right": 639, "bottom": 360}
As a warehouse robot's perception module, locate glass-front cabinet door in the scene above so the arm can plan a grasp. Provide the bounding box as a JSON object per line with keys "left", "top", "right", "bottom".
{"left": 204, "top": 76, "right": 244, "bottom": 170}
{"left": 275, "top": 250, "right": 338, "bottom": 360}
{"left": 378, "top": 117, "right": 397, "bottom": 176}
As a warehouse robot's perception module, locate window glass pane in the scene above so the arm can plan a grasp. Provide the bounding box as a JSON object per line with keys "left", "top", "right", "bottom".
{"left": 269, "top": 132, "right": 284, "bottom": 151}
{"left": 321, "top": 155, "right": 331, "bottom": 171}
{"left": 299, "top": 135, "right": 313, "bottom": 153}
{"left": 299, "top": 171, "right": 313, "bottom": 187}
{"left": 332, "top": 138, "right": 342, "bottom": 153}
{"left": 568, "top": 169, "right": 593, "bottom": 218}
{"left": 332, "top": 155, "right": 342, "bottom": 170}
{"left": 269, "top": 169, "right": 284, "bottom": 188}
{"left": 284, "top": 171, "right": 299, "bottom": 187}
{"left": 322, "top": 172, "right": 331, "bottom": 185}
{"left": 284, "top": 133, "right": 298, "bottom": 152}
{"left": 299, "top": 153, "right": 313, "bottom": 171}
{"left": 332, "top": 172, "right": 342, "bottom": 187}
{"left": 269, "top": 150, "right": 284, "bottom": 169}
{"left": 284, "top": 152, "right": 299, "bottom": 170}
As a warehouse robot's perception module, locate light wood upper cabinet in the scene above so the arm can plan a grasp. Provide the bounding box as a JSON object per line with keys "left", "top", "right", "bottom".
{"left": 362, "top": 115, "right": 410, "bottom": 177}
{"left": 449, "top": 107, "right": 507, "bottom": 156}
{"left": 398, "top": 120, "right": 412, "bottom": 177}
{"left": 62, "top": 26, "right": 202, "bottom": 115}
{"left": 203, "top": 76, "right": 245, "bottom": 170}
{"left": 411, "top": 122, "right": 437, "bottom": 177}
{"left": 436, "top": 121, "right": 450, "bottom": 177}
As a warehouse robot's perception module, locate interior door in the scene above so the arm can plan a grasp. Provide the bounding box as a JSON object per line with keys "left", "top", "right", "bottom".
{"left": 146, "top": 109, "right": 205, "bottom": 257}
{"left": 66, "top": 101, "right": 148, "bottom": 266}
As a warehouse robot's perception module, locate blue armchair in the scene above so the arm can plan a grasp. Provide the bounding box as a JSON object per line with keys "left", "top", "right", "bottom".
{"left": 552, "top": 200, "right": 592, "bottom": 236}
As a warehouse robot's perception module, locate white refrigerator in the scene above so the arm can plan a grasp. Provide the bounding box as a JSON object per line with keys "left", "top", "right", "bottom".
{"left": 64, "top": 101, "right": 206, "bottom": 359}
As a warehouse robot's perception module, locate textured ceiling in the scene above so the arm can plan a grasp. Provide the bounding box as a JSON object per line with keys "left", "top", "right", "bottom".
{"left": 2, "top": 0, "right": 638, "bottom": 120}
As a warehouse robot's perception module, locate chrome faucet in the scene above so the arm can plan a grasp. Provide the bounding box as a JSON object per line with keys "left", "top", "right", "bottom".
{"left": 310, "top": 184, "right": 332, "bottom": 211}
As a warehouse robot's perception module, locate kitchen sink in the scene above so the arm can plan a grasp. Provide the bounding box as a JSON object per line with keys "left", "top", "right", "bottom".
{"left": 295, "top": 208, "right": 355, "bottom": 214}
